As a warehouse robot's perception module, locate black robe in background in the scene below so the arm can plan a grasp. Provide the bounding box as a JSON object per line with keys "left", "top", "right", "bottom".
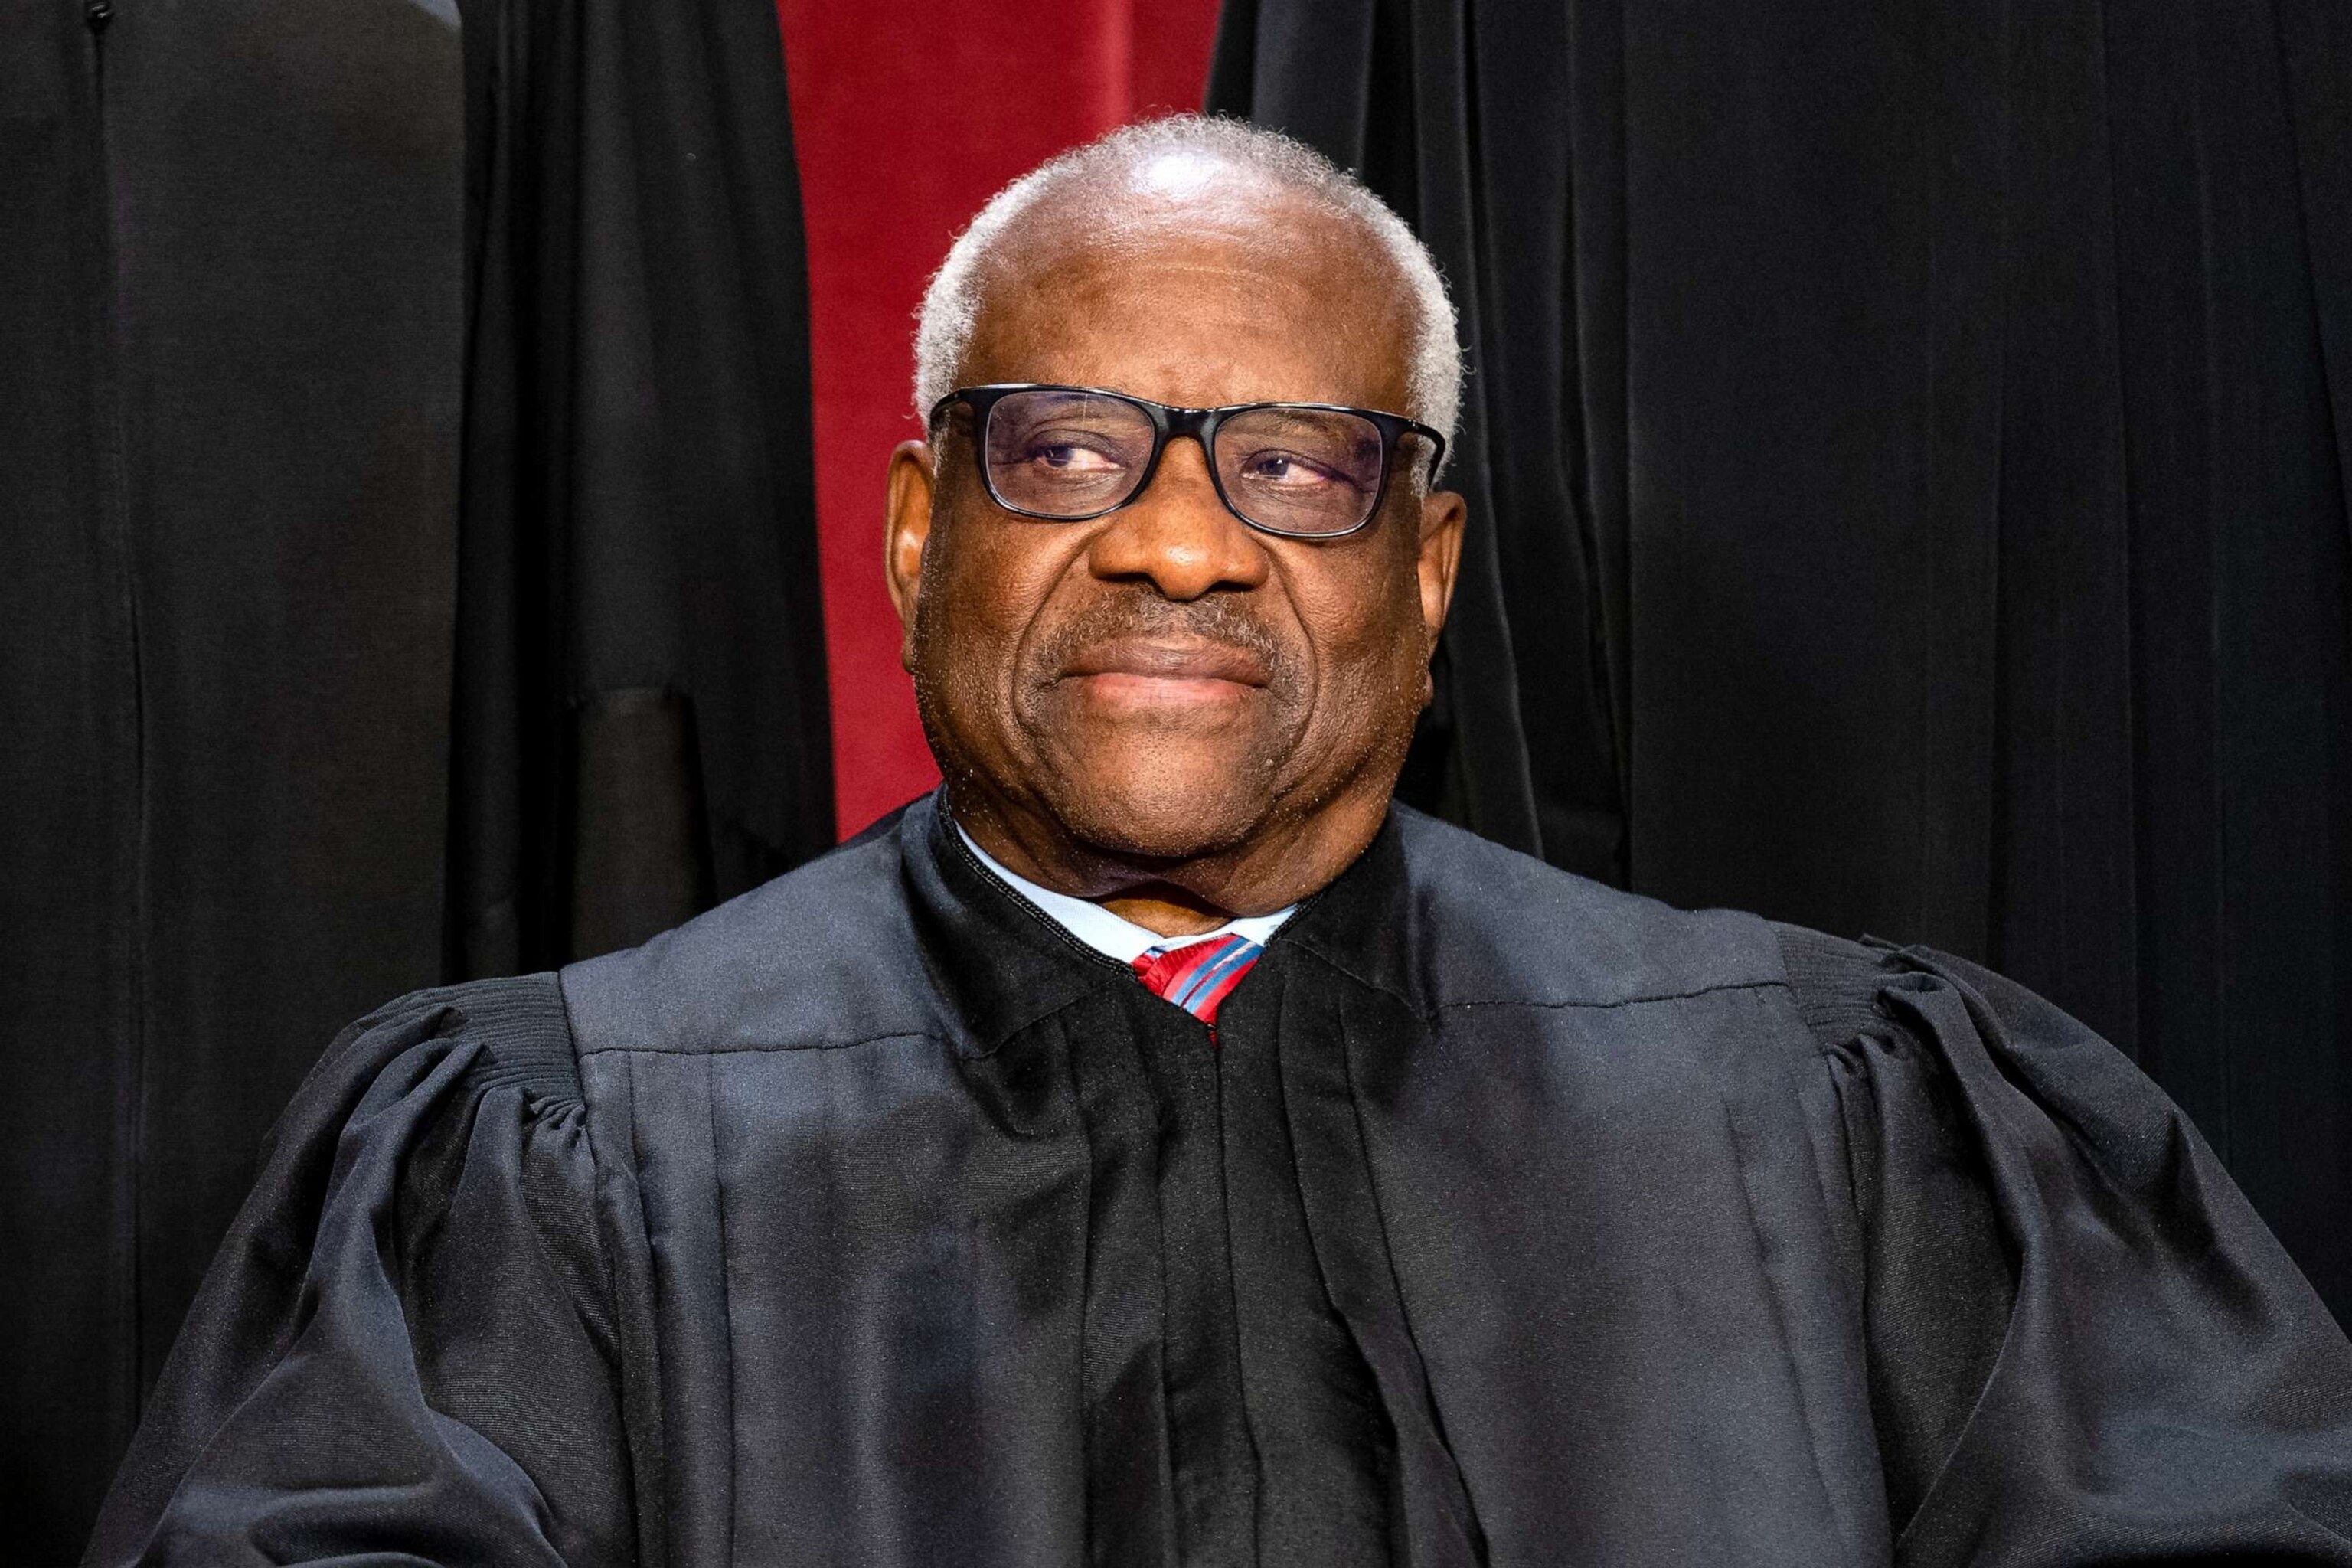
{"left": 3, "top": 0, "right": 466, "bottom": 1553}
{"left": 3, "top": 0, "right": 830, "bottom": 1551}
{"left": 449, "top": 0, "right": 835, "bottom": 978}
{"left": 87, "top": 795, "right": 2352, "bottom": 1564}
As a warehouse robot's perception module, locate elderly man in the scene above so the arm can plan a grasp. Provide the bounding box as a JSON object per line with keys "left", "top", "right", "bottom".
{"left": 90, "top": 116, "right": 2352, "bottom": 1566}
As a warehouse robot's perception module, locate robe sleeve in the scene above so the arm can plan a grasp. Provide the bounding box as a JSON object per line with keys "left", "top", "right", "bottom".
{"left": 81, "top": 977, "right": 638, "bottom": 1567}
{"left": 1779, "top": 927, "right": 2352, "bottom": 1563}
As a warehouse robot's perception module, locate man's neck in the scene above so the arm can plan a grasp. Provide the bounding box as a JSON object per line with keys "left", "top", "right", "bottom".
{"left": 1099, "top": 886, "right": 1234, "bottom": 939}
{"left": 944, "top": 785, "right": 1387, "bottom": 939}
{"left": 955, "top": 822, "right": 1295, "bottom": 958}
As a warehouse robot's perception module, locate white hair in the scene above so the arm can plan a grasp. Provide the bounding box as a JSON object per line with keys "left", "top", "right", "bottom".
{"left": 911, "top": 115, "right": 1462, "bottom": 478}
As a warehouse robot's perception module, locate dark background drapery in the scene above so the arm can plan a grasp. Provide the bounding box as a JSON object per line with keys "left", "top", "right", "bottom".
{"left": 1212, "top": 0, "right": 2352, "bottom": 1318}
{"left": 3, "top": 0, "right": 466, "bottom": 1553}
{"left": 448, "top": 0, "right": 835, "bottom": 976}
{"left": 0, "top": 0, "right": 830, "bottom": 1553}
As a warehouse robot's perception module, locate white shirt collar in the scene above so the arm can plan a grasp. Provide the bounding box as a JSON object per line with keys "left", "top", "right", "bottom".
{"left": 955, "top": 822, "right": 1295, "bottom": 965}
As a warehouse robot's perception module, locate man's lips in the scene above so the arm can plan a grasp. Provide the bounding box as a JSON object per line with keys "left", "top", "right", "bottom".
{"left": 1057, "top": 638, "right": 1272, "bottom": 694}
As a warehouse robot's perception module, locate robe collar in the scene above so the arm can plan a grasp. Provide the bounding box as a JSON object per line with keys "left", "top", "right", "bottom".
{"left": 895, "top": 789, "right": 1418, "bottom": 1054}
{"left": 952, "top": 820, "right": 1296, "bottom": 963}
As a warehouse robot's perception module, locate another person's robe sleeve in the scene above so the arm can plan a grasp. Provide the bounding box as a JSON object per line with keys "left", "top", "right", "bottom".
{"left": 81, "top": 977, "right": 636, "bottom": 1567}
{"left": 1783, "top": 928, "right": 2352, "bottom": 1563}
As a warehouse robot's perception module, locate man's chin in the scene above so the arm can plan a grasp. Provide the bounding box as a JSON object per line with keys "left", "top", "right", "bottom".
{"left": 1039, "top": 764, "right": 1275, "bottom": 865}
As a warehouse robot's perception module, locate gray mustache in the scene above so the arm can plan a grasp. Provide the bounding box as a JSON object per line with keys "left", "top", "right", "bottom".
{"left": 1033, "top": 591, "right": 1285, "bottom": 676}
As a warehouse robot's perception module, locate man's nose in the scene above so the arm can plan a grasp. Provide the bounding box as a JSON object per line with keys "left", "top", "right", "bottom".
{"left": 1084, "top": 436, "right": 1271, "bottom": 600}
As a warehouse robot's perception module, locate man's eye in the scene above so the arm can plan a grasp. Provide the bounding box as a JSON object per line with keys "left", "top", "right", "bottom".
{"left": 1241, "top": 451, "right": 1343, "bottom": 487}
{"left": 1027, "top": 443, "right": 1121, "bottom": 472}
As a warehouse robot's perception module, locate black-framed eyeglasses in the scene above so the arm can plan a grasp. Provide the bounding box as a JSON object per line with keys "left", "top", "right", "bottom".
{"left": 928, "top": 383, "right": 1447, "bottom": 540}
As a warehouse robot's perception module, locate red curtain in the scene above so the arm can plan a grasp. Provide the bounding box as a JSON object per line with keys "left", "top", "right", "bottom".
{"left": 777, "top": 2, "right": 1222, "bottom": 837}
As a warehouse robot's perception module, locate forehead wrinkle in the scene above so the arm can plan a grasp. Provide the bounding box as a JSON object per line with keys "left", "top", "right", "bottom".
{"left": 987, "top": 172, "right": 1410, "bottom": 294}
{"left": 963, "top": 286, "right": 1413, "bottom": 413}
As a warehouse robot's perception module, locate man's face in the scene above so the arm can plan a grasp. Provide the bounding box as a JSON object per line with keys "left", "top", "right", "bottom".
{"left": 887, "top": 177, "right": 1463, "bottom": 901}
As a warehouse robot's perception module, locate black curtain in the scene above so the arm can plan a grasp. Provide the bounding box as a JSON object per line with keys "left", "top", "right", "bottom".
{"left": 450, "top": 0, "right": 833, "bottom": 977}
{"left": 0, "top": 0, "right": 828, "bottom": 1554}
{"left": 2, "top": 0, "right": 465, "bottom": 1556}
{"left": 1212, "top": 0, "right": 2352, "bottom": 1318}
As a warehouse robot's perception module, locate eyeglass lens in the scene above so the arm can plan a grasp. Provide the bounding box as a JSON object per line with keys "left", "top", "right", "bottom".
{"left": 981, "top": 388, "right": 1387, "bottom": 536}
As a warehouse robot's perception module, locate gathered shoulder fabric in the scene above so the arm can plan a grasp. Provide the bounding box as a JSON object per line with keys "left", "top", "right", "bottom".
{"left": 1782, "top": 926, "right": 2352, "bottom": 1560}
{"left": 81, "top": 975, "right": 635, "bottom": 1566}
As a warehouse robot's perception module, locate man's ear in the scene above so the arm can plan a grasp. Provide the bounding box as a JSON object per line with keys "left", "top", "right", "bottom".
{"left": 885, "top": 439, "right": 936, "bottom": 672}
{"left": 1415, "top": 485, "right": 1466, "bottom": 648}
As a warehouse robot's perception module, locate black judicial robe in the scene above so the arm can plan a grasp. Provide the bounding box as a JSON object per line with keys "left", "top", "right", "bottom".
{"left": 87, "top": 794, "right": 2352, "bottom": 1566}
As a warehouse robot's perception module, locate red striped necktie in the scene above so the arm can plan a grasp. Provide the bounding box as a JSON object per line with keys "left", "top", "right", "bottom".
{"left": 1131, "top": 933, "right": 1263, "bottom": 1025}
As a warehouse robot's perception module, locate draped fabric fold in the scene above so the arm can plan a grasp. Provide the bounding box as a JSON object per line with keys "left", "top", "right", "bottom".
{"left": 2, "top": 0, "right": 467, "bottom": 1553}
{"left": 1273, "top": 972, "right": 1485, "bottom": 1566}
{"left": 1824, "top": 942, "right": 2352, "bottom": 1560}
{"left": 449, "top": 0, "right": 835, "bottom": 976}
{"left": 1056, "top": 1002, "right": 1181, "bottom": 1568}
{"left": 82, "top": 980, "right": 635, "bottom": 1567}
{"left": 1211, "top": 0, "right": 2352, "bottom": 1320}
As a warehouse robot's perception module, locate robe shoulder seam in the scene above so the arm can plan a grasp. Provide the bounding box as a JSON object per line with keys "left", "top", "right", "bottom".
{"left": 1286, "top": 939, "right": 1785, "bottom": 1016}
{"left": 1437, "top": 977, "right": 1787, "bottom": 1013}
{"left": 421, "top": 975, "right": 582, "bottom": 1102}
{"left": 1768, "top": 921, "right": 1906, "bottom": 1047}
{"left": 573, "top": 1029, "right": 942, "bottom": 1059}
